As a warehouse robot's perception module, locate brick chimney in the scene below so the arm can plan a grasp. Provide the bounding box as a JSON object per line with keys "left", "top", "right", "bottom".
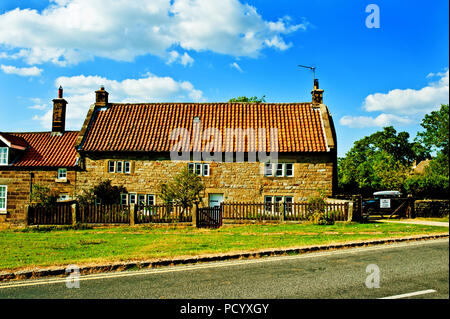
{"left": 52, "top": 86, "right": 68, "bottom": 134}
{"left": 311, "top": 79, "right": 324, "bottom": 106}
{"left": 95, "top": 86, "right": 109, "bottom": 106}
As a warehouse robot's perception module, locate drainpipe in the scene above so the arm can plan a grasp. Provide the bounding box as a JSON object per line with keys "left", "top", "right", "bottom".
{"left": 29, "top": 172, "right": 34, "bottom": 202}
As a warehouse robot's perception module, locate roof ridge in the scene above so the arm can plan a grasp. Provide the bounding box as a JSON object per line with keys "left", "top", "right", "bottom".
{"left": 108, "top": 102, "right": 312, "bottom": 106}
{"left": 2, "top": 130, "right": 80, "bottom": 134}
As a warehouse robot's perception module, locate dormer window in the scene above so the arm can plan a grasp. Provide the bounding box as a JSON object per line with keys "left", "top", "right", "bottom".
{"left": 0, "top": 147, "right": 8, "bottom": 165}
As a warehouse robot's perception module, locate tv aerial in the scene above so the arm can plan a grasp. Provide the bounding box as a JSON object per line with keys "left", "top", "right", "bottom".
{"left": 298, "top": 64, "right": 316, "bottom": 83}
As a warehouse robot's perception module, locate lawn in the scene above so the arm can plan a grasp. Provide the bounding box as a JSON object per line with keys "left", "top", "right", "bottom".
{"left": 0, "top": 222, "right": 448, "bottom": 271}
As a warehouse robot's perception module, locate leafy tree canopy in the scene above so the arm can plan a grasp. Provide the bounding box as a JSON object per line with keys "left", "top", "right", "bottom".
{"left": 416, "top": 104, "right": 449, "bottom": 177}
{"left": 416, "top": 104, "right": 449, "bottom": 155}
{"left": 159, "top": 166, "right": 205, "bottom": 209}
{"left": 338, "top": 105, "right": 449, "bottom": 198}
{"left": 228, "top": 95, "right": 266, "bottom": 103}
{"left": 338, "top": 126, "right": 421, "bottom": 195}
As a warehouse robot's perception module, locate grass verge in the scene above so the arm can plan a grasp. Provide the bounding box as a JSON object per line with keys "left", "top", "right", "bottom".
{"left": 0, "top": 221, "right": 448, "bottom": 272}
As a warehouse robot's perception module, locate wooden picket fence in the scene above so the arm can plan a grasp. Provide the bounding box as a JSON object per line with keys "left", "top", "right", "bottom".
{"left": 77, "top": 204, "right": 130, "bottom": 224}
{"left": 27, "top": 201, "right": 349, "bottom": 226}
{"left": 222, "top": 202, "right": 349, "bottom": 222}
{"left": 135, "top": 204, "right": 192, "bottom": 223}
{"left": 28, "top": 203, "right": 73, "bottom": 225}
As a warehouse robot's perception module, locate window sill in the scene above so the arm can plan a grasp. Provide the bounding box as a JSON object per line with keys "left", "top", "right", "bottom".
{"left": 0, "top": 211, "right": 7, "bottom": 215}
{"left": 55, "top": 178, "right": 68, "bottom": 183}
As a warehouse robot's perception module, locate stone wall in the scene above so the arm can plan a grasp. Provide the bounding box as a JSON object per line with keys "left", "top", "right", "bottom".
{"left": 414, "top": 200, "right": 449, "bottom": 218}
{"left": 76, "top": 152, "right": 335, "bottom": 206}
{"left": 0, "top": 169, "right": 76, "bottom": 225}
{"left": 1, "top": 151, "right": 336, "bottom": 225}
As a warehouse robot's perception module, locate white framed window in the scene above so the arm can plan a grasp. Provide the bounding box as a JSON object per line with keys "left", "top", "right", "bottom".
{"left": 124, "top": 161, "right": 131, "bottom": 173}
{"left": 57, "top": 168, "right": 67, "bottom": 179}
{"left": 264, "top": 196, "right": 273, "bottom": 204}
{"left": 275, "top": 163, "right": 284, "bottom": 177}
{"left": 188, "top": 163, "right": 194, "bottom": 174}
{"left": 195, "top": 163, "right": 202, "bottom": 176}
{"left": 0, "top": 147, "right": 8, "bottom": 165}
{"left": 285, "top": 196, "right": 294, "bottom": 214}
{"left": 108, "top": 161, "right": 115, "bottom": 173}
{"left": 264, "top": 163, "right": 273, "bottom": 176}
{"left": 129, "top": 193, "right": 137, "bottom": 204}
{"left": 265, "top": 196, "right": 293, "bottom": 205}
{"left": 120, "top": 193, "right": 128, "bottom": 205}
{"left": 274, "top": 195, "right": 284, "bottom": 204}
{"left": 264, "top": 195, "right": 273, "bottom": 213}
{"left": 137, "top": 194, "right": 146, "bottom": 205}
{"left": 116, "top": 161, "right": 123, "bottom": 173}
{"left": 147, "top": 194, "right": 155, "bottom": 206}
{"left": 285, "top": 163, "right": 294, "bottom": 177}
{"left": 203, "top": 163, "right": 210, "bottom": 176}
{"left": 188, "top": 163, "right": 209, "bottom": 176}
{"left": 0, "top": 185, "right": 7, "bottom": 211}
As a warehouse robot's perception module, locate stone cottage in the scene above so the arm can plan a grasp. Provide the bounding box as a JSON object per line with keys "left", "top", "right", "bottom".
{"left": 0, "top": 80, "right": 337, "bottom": 225}
{"left": 0, "top": 88, "right": 79, "bottom": 225}
{"left": 75, "top": 80, "right": 337, "bottom": 208}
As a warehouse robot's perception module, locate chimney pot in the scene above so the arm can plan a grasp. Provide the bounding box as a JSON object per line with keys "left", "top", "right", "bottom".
{"left": 52, "top": 88, "right": 68, "bottom": 134}
{"left": 95, "top": 86, "right": 109, "bottom": 106}
{"left": 311, "top": 78, "right": 324, "bottom": 106}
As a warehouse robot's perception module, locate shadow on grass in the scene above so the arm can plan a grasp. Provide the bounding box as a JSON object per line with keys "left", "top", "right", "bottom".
{"left": 13, "top": 223, "right": 93, "bottom": 233}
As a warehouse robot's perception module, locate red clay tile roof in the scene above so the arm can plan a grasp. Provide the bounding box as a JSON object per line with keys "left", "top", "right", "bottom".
{"left": 79, "top": 103, "right": 328, "bottom": 153}
{"left": 0, "top": 131, "right": 79, "bottom": 167}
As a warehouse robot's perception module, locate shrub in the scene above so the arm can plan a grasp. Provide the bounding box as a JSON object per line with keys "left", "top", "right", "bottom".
{"left": 403, "top": 174, "right": 449, "bottom": 199}
{"left": 308, "top": 211, "right": 335, "bottom": 225}
{"left": 31, "top": 184, "right": 59, "bottom": 207}
{"left": 77, "top": 180, "right": 127, "bottom": 205}
{"left": 306, "top": 191, "right": 335, "bottom": 225}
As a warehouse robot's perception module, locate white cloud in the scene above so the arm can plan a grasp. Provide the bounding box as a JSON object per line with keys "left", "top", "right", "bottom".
{"left": 230, "top": 62, "right": 243, "bottom": 73}
{"left": 340, "top": 69, "right": 449, "bottom": 129}
{"left": 1, "top": 64, "right": 43, "bottom": 76}
{"left": 32, "top": 73, "right": 204, "bottom": 130}
{"left": 339, "top": 114, "right": 412, "bottom": 128}
{"left": 167, "top": 50, "right": 194, "bottom": 66}
{"left": 0, "top": 0, "right": 306, "bottom": 66}
{"left": 28, "top": 104, "right": 49, "bottom": 110}
{"left": 363, "top": 69, "right": 449, "bottom": 115}
{"left": 180, "top": 52, "right": 194, "bottom": 67}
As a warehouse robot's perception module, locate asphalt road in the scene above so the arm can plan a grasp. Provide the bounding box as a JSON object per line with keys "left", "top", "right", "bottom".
{"left": 0, "top": 239, "right": 448, "bottom": 299}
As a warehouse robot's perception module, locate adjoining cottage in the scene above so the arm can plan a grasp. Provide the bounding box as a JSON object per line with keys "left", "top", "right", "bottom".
{"left": 75, "top": 80, "right": 337, "bottom": 208}
{"left": 0, "top": 80, "right": 337, "bottom": 225}
{"left": 0, "top": 88, "right": 79, "bottom": 225}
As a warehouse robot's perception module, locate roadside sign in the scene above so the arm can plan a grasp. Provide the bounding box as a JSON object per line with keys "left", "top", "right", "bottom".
{"left": 380, "top": 198, "right": 391, "bottom": 208}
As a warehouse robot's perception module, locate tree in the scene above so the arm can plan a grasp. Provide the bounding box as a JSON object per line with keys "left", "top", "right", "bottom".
{"left": 228, "top": 95, "right": 266, "bottom": 103}
{"left": 401, "top": 104, "right": 450, "bottom": 198}
{"left": 415, "top": 104, "right": 449, "bottom": 177}
{"left": 77, "top": 180, "right": 127, "bottom": 205}
{"left": 159, "top": 166, "right": 205, "bottom": 210}
{"left": 338, "top": 126, "right": 418, "bottom": 195}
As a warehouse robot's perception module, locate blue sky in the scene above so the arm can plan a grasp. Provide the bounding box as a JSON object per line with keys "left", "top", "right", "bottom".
{"left": 0, "top": 0, "right": 448, "bottom": 157}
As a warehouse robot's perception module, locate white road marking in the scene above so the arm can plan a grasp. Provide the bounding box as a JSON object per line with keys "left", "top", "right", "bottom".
{"left": 0, "top": 238, "right": 447, "bottom": 289}
{"left": 379, "top": 289, "right": 437, "bottom": 299}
